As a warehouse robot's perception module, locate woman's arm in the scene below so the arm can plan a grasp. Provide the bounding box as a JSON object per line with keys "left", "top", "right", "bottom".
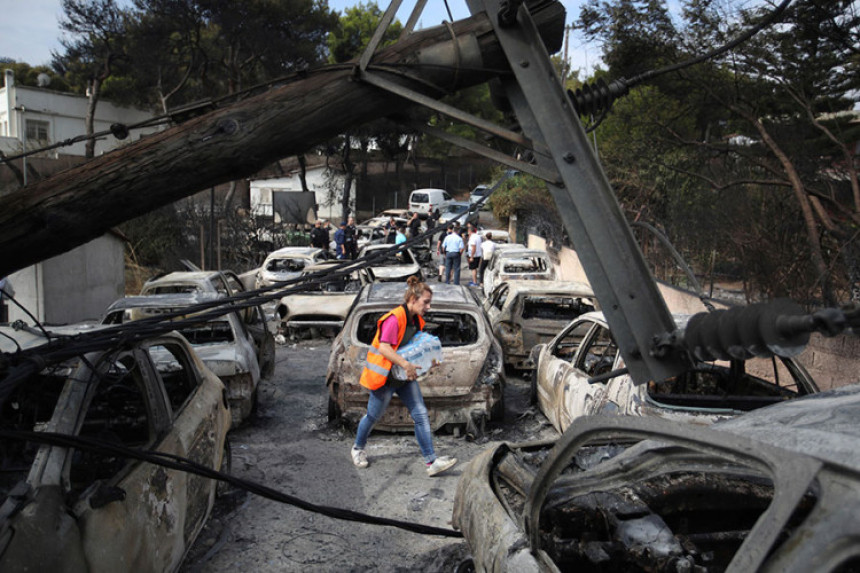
{"left": 377, "top": 342, "right": 418, "bottom": 380}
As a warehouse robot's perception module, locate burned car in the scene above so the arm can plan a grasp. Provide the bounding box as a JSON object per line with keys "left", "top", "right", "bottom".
{"left": 275, "top": 260, "right": 373, "bottom": 338}
{"left": 483, "top": 280, "right": 596, "bottom": 371}
{"left": 102, "top": 293, "right": 269, "bottom": 426}
{"left": 141, "top": 269, "right": 247, "bottom": 296}
{"left": 355, "top": 224, "right": 388, "bottom": 248}
{"left": 532, "top": 311, "right": 819, "bottom": 434}
{"left": 453, "top": 385, "right": 860, "bottom": 572}
{"left": 437, "top": 200, "right": 480, "bottom": 227}
{"left": 482, "top": 248, "right": 555, "bottom": 298}
{"left": 254, "top": 247, "right": 329, "bottom": 290}
{"left": 138, "top": 271, "right": 275, "bottom": 381}
{"left": 326, "top": 283, "right": 504, "bottom": 435}
{"left": 0, "top": 328, "right": 231, "bottom": 572}
{"left": 358, "top": 243, "right": 424, "bottom": 282}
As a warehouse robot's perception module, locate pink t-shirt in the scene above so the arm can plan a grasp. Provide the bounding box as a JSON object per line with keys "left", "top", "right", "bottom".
{"left": 379, "top": 315, "right": 401, "bottom": 345}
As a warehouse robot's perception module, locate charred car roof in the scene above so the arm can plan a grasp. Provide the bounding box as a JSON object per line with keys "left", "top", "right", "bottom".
{"left": 359, "top": 282, "right": 477, "bottom": 306}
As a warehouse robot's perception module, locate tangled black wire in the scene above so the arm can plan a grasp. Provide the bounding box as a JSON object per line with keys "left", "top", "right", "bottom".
{"left": 0, "top": 428, "right": 462, "bottom": 538}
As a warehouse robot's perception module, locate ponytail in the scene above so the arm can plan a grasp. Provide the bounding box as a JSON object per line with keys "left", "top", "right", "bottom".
{"left": 404, "top": 276, "right": 431, "bottom": 302}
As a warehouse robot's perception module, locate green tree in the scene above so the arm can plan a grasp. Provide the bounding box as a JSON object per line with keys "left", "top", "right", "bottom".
{"left": 578, "top": 0, "right": 678, "bottom": 80}
{"left": 324, "top": 2, "right": 403, "bottom": 218}
{"left": 0, "top": 61, "right": 70, "bottom": 91}
{"left": 577, "top": 0, "right": 860, "bottom": 305}
{"left": 327, "top": 1, "right": 401, "bottom": 64}
{"left": 53, "top": 0, "right": 129, "bottom": 158}
{"left": 122, "top": 0, "right": 208, "bottom": 113}
{"left": 199, "top": 0, "right": 338, "bottom": 95}
{"left": 490, "top": 170, "right": 562, "bottom": 243}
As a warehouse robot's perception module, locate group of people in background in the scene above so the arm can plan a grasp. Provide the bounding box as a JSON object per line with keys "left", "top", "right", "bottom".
{"left": 310, "top": 208, "right": 496, "bottom": 287}
{"left": 436, "top": 221, "right": 495, "bottom": 287}
{"left": 316, "top": 216, "right": 359, "bottom": 260}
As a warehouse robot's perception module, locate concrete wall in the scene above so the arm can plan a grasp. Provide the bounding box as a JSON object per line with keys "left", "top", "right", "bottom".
{"left": 7, "top": 234, "right": 125, "bottom": 325}
{"left": 527, "top": 234, "right": 860, "bottom": 391}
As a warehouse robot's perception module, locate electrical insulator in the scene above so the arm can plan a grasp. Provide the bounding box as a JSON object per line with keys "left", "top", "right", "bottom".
{"left": 567, "top": 78, "right": 630, "bottom": 117}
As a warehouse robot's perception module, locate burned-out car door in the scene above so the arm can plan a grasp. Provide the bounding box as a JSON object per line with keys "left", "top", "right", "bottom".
{"left": 0, "top": 335, "right": 230, "bottom": 573}
{"left": 72, "top": 337, "right": 228, "bottom": 572}
{"left": 482, "top": 282, "right": 510, "bottom": 322}
{"left": 534, "top": 316, "right": 614, "bottom": 433}
{"left": 224, "top": 270, "right": 275, "bottom": 378}
{"left": 236, "top": 306, "right": 275, "bottom": 378}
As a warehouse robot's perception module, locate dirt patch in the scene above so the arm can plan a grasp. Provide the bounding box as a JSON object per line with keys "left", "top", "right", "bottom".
{"left": 181, "top": 340, "right": 556, "bottom": 572}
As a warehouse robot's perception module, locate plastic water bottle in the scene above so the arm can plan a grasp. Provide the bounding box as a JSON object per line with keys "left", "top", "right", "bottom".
{"left": 391, "top": 332, "right": 443, "bottom": 378}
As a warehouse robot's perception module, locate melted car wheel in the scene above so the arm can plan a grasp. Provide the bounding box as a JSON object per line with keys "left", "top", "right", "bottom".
{"left": 328, "top": 385, "right": 342, "bottom": 421}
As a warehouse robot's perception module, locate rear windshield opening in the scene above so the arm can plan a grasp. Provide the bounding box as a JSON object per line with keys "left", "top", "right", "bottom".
{"left": 521, "top": 296, "right": 595, "bottom": 320}
{"left": 538, "top": 465, "right": 815, "bottom": 571}
{"left": 267, "top": 258, "right": 306, "bottom": 273}
{"left": 503, "top": 258, "right": 548, "bottom": 273}
{"left": 177, "top": 320, "right": 235, "bottom": 344}
{"left": 411, "top": 193, "right": 429, "bottom": 203}
{"left": 306, "top": 275, "right": 362, "bottom": 293}
{"left": 376, "top": 250, "right": 415, "bottom": 265}
{"left": 144, "top": 285, "right": 200, "bottom": 294}
{"left": 357, "top": 311, "right": 479, "bottom": 346}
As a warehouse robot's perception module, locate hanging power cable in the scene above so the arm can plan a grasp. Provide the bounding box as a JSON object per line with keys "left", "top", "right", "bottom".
{"left": 0, "top": 429, "right": 463, "bottom": 538}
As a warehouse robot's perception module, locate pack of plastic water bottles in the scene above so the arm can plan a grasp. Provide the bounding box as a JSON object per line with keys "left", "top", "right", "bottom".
{"left": 390, "top": 331, "right": 443, "bottom": 379}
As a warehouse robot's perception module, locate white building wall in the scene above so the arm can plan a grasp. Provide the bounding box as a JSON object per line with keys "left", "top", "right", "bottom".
{"left": 8, "top": 234, "right": 125, "bottom": 325}
{"left": 0, "top": 69, "right": 161, "bottom": 157}
{"left": 249, "top": 166, "right": 351, "bottom": 222}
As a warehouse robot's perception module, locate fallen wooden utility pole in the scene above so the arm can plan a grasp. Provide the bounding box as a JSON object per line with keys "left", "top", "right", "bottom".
{"left": 0, "top": 5, "right": 563, "bottom": 278}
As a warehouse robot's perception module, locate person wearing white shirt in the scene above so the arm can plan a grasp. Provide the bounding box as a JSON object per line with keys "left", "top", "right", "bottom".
{"left": 479, "top": 232, "right": 496, "bottom": 284}
{"left": 467, "top": 227, "right": 483, "bottom": 287}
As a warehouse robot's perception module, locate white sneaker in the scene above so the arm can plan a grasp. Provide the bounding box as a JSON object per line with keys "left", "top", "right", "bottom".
{"left": 351, "top": 447, "right": 368, "bottom": 469}
{"left": 426, "top": 455, "right": 457, "bottom": 476}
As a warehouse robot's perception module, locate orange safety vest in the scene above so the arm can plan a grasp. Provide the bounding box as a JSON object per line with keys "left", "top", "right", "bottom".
{"left": 359, "top": 305, "right": 425, "bottom": 390}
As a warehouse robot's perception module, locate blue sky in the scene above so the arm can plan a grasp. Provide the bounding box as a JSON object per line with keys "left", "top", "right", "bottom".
{"left": 0, "top": 0, "right": 602, "bottom": 77}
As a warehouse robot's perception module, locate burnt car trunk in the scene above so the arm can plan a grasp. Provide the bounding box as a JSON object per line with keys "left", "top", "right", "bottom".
{"left": 327, "top": 284, "right": 504, "bottom": 435}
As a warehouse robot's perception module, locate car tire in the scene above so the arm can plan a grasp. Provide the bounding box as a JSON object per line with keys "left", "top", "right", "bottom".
{"left": 528, "top": 373, "right": 538, "bottom": 405}
{"left": 456, "top": 558, "right": 475, "bottom": 573}
{"left": 490, "top": 390, "right": 506, "bottom": 421}
{"left": 250, "top": 386, "right": 259, "bottom": 418}
{"left": 327, "top": 387, "right": 341, "bottom": 421}
{"left": 466, "top": 412, "right": 487, "bottom": 441}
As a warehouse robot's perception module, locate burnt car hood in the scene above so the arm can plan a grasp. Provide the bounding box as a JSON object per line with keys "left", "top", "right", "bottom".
{"left": 454, "top": 384, "right": 860, "bottom": 572}
{"left": 280, "top": 292, "right": 358, "bottom": 322}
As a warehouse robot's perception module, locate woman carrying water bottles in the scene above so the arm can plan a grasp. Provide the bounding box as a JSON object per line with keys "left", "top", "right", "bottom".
{"left": 350, "top": 276, "right": 458, "bottom": 477}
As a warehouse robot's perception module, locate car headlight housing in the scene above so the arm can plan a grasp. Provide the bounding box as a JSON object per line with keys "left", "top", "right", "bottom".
{"left": 477, "top": 343, "right": 503, "bottom": 386}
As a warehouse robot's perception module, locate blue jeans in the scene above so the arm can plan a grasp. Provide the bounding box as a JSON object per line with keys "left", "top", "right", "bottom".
{"left": 444, "top": 252, "right": 461, "bottom": 284}
{"left": 354, "top": 380, "right": 435, "bottom": 463}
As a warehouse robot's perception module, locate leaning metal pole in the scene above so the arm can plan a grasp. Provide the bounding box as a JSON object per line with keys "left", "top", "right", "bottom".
{"left": 463, "top": 0, "right": 688, "bottom": 385}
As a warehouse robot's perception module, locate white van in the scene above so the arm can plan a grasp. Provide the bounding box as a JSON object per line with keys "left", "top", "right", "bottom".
{"left": 409, "top": 188, "right": 454, "bottom": 218}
